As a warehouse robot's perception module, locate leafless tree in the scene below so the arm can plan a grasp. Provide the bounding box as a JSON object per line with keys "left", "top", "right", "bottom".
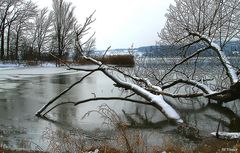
{"left": 12, "top": 0, "right": 37, "bottom": 61}
{"left": 0, "top": 0, "right": 19, "bottom": 59}
{"left": 52, "top": 0, "right": 76, "bottom": 62}
{"left": 159, "top": 0, "right": 240, "bottom": 102}
{"left": 31, "top": 7, "right": 53, "bottom": 61}
{"left": 36, "top": 0, "right": 240, "bottom": 125}
{"left": 5, "top": 0, "right": 24, "bottom": 60}
{"left": 0, "top": 0, "right": 38, "bottom": 61}
{"left": 74, "top": 11, "right": 96, "bottom": 58}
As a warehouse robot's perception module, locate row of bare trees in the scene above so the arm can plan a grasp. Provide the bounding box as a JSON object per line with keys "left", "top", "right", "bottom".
{"left": 0, "top": 0, "right": 95, "bottom": 62}
{"left": 0, "top": 0, "right": 37, "bottom": 61}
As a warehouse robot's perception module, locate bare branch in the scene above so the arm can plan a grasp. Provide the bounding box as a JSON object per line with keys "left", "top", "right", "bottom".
{"left": 160, "top": 46, "right": 211, "bottom": 81}
{"left": 74, "top": 97, "right": 152, "bottom": 106}
{"left": 35, "top": 70, "right": 97, "bottom": 116}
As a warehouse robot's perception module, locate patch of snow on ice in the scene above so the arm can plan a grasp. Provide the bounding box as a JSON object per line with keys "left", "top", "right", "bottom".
{"left": 39, "top": 62, "right": 56, "bottom": 67}
{"left": 211, "top": 132, "right": 240, "bottom": 140}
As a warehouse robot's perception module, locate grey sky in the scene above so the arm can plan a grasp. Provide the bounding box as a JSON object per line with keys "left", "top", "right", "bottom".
{"left": 33, "top": 0, "right": 174, "bottom": 50}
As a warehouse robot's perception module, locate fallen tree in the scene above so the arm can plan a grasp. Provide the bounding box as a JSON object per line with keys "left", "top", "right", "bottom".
{"left": 36, "top": 0, "right": 240, "bottom": 129}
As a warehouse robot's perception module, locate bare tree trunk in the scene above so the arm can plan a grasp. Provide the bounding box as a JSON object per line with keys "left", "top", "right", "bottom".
{"left": 1, "top": 26, "right": 5, "bottom": 59}
{"left": 6, "top": 23, "right": 11, "bottom": 60}
{"left": 15, "top": 26, "right": 21, "bottom": 61}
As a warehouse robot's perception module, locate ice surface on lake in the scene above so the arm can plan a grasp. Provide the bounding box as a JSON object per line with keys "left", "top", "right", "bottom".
{"left": 0, "top": 66, "right": 79, "bottom": 81}
{"left": 0, "top": 82, "right": 19, "bottom": 90}
{"left": 0, "top": 64, "right": 80, "bottom": 92}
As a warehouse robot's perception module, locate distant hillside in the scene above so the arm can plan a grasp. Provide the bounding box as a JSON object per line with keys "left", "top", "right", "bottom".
{"left": 137, "top": 41, "right": 240, "bottom": 57}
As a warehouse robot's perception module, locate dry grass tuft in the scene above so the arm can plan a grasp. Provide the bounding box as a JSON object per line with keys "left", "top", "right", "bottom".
{"left": 42, "top": 104, "right": 240, "bottom": 153}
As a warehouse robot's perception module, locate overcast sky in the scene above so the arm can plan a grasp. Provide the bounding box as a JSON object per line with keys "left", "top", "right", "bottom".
{"left": 32, "top": 0, "right": 174, "bottom": 50}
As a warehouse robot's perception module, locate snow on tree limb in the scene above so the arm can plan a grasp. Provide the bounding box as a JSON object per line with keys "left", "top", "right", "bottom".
{"left": 162, "top": 79, "right": 215, "bottom": 95}
{"left": 36, "top": 51, "right": 184, "bottom": 123}
{"left": 216, "top": 49, "right": 239, "bottom": 84}
{"left": 188, "top": 31, "right": 239, "bottom": 84}
{"left": 96, "top": 65, "right": 183, "bottom": 123}
{"left": 160, "top": 0, "right": 240, "bottom": 87}
{"left": 79, "top": 54, "right": 184, "bottom": 123}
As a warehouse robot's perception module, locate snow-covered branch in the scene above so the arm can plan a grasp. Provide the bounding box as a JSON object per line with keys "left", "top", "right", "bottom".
{"left": 36, "top": 52, "right": 183, "bottom": 123}
{"left": 99, "top": 66, "right": 183, "bottom": 123}
{"left": 71, "top": 58, "right": 184, "bottom": 123}
{"left": 162, "top": 79, "right": 215, "bottom": 94}
{"left": 188, "top": 31, "right": 239, "bottom": 84}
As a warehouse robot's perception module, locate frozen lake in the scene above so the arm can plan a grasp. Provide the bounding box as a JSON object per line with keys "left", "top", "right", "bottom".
{"left": 0, "top": 66, "right": 167, "bottom": 149}
{"left": 0, "top": 65, "right": 239, "bottom": 150}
